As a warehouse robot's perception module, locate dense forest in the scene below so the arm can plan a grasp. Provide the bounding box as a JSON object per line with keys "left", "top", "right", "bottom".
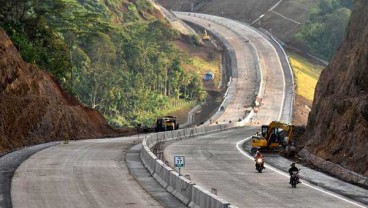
{"left": 296, "top": 0, "right": 353, "bottom": 60}
{"left": 0, "top": 0, "right": 206, "bottom": 127}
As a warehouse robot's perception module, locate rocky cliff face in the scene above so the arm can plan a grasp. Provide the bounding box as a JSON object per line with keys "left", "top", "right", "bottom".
{"left": 0, "top": 29, "right": 118, "bottom": 154}
{"left": 302, "top": 0, "right": 368, "bottom": 177}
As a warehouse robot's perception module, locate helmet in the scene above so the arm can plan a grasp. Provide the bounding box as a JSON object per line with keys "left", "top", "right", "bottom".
{"left": 256, "top": 151, "right": 260, "bottom": 155}
{"left": 291, "top": 162, "right": 295, "bottom": 167}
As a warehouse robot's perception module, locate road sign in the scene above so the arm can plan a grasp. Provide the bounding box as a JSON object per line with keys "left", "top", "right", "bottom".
{"left": 174, "top": 156, "right": 185, "bottom": 168}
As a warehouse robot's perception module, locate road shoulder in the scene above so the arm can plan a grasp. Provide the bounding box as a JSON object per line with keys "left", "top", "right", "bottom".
{"left": 0, "top": 142, "right": 58, "bottom": 208}
{"left": 126, "top": 143, "right": 188, "bottom": 208}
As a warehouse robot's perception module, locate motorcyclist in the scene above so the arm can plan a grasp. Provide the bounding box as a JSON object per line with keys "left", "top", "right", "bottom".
{"left": 288, "top": 162, "right": 300, "bottom": 184}
{"left": 254, "top": 151, "right": 265, "bottom": 169}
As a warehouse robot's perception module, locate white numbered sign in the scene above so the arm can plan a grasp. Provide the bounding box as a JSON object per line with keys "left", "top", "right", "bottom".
{"left": 174, "top": 156, "right": 185, "bottom": 168}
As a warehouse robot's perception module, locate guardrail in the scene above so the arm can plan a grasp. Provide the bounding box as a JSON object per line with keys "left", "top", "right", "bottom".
{"left": 140, "top": 124, "right": 240, "bottom": 208}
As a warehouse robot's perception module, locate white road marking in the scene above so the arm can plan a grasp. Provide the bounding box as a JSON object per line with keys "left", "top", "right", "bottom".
{"left": 236, "top": 137, "right": 366, "bottom": 208}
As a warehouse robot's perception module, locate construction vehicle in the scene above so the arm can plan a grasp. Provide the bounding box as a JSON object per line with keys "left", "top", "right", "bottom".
{"left": 202, "top": 29, "right": 210, "bottom": 41}
{"left": 250, "top": 121, "right": 295, "bottom": 155}
{"left": 155, "top": 116, "right": 179, "bottom": 132}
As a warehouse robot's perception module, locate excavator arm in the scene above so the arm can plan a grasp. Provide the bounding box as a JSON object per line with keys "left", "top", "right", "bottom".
{"left": 266, "top": 121, "right": 293, "bottom": 146}
{"left": 251, "top": 121, "right": 294, "bottom": 154}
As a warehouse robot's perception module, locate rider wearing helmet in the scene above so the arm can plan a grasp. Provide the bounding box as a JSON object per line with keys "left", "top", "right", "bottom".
{"left": 255, "top": 151, "right": 264, "bottom": 159}
{"left": 288, "top": 163, "right": 300, "bottom": 184}
{"left": 254, "top": 151, "right": 265, "bottom": 169}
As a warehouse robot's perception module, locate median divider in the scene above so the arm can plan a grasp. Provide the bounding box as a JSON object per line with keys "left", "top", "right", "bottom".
{"left": 190, "top": 185, "right": 231, "bottom": 208}
{"left": 167, "top": 171, "right": 194, "bottom": 205}
{"left": 143, "top": 146, "right": 157, "bottom": 175}
{"left": 140, "top": 124, "right": 240, "bottom": 208}
{"left": 140, "top": 144, "right": 149, "bottom": 166}
{"left": 153, "top": 159, "right": 173, "bottom": 189}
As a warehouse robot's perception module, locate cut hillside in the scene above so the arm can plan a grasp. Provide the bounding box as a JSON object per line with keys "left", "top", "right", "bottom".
{"left": 156, "top": 0, "right": 319, "bottom": 48}
{"left": 0, "top": 29, "right": 120, "bottom": 154}
{"left": 300, "top": 0, "right": 368, "bottom": 178}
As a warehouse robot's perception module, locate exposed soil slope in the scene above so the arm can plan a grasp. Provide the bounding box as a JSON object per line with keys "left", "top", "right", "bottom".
{"left": 301, "top": 0, "right": 368, "bottom": 177}
{"left": 0, "top": 29, "right": 119, "bottom": 154}
{"left": 157, "top": 0, "right": 318, "bottom": 47}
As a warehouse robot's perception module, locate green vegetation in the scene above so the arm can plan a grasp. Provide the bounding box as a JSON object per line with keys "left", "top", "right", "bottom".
{"left": 296, "top": 0, "right": 352, "bottom": 60}
{"left": 190, "top": 56, "right": 221, "bottom": 87}
{"left": 288, "top": 53, "right": 324, "bottom": 101}
{"left": 0, "top": 0, "right": 207, "bottom": 127}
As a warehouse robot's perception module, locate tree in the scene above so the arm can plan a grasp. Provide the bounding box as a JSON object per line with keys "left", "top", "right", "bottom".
{"left": 296, "top": 1, "right": 352, "bottom": 60}
{"left": 47, "top": 1, "right": 112, "bottom": 90}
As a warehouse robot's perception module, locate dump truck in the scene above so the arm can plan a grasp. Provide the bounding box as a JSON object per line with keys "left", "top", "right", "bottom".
{"left": 155, "top": 116, "right": 179, "bottom": 132}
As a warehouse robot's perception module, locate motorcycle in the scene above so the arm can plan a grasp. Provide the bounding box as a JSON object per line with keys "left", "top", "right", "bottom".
{"left": 255, "top": 158, "right": 265, "bottom": 173}
{"left": 290, "top": 170, "right": 300, "bottom": 188}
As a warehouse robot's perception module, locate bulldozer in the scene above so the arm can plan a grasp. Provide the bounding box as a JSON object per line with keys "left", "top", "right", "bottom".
{"left": 155, "top": 116, "right": 179, "bottom": 132}
{"left": 250, "top": 121, "right": 295, "bottom": 156}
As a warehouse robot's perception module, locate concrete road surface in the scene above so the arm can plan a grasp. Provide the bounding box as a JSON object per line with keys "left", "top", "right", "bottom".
{"left": 164, "top": 127, "right": 367, "bottom": 208}
{"left": 10, "top": 137, "right": 179, "bottom": 208}
{"left": 175, "top": 12, "right": 293, "bottom": 125}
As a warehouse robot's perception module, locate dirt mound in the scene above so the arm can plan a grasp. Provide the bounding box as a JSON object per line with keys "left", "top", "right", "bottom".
{"left": 0, "top": 29, "right": 121, "bottom": 154}
{"left": 301, "top": 0, "right": 368, "bottom": 177}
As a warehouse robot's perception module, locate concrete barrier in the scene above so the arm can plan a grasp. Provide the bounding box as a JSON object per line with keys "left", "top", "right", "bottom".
{"left": 167, "top": 171, "right": 194, "bottom": 205}
{"left": 140, "top": 145, "right": 149, "bottom": 166}
{"left": 140, "top": 124, "right": 239, "bottom": 208}
{"left": 190, "top": 185, "right": 232, "bottom": 208}
{"left": 146, "top": 149, "right": 157, "bottom": 175}
{"left": 153, "top": 159, "right": 173, "bottom": 188}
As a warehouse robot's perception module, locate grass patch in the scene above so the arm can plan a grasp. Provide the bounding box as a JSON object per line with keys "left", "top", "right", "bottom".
{"left": 109, "top": 100, "right": 196, "bottom": 127}
{"left": 173, "top": 41, "right": 221, "bottom": 88}
{"left": 134, "top": 100, "right": 196, "bottom": 126}
{"left": 288, "top": 53, "right": 324, "bottom": 101}
{"left": 191, "top": 56, "right": 221, "bottom": 86}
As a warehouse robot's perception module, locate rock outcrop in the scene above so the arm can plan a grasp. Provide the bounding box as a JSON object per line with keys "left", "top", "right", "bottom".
{"left": 301, "top": 0, "right": 368, "bottom": 178}
{"left": 0, "top": 29, "right": 118, "bottom": 154}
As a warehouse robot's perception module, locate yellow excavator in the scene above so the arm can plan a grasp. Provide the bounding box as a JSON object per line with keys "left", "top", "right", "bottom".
{"left": 202, "top": 29, "right": 210, "bottom": 41}
{"left": 251, "top": 121, "right": 295, "bottom": 155}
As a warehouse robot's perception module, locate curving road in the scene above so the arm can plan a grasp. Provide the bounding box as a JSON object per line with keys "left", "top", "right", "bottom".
{"left": 175, "top": 12, "right": 293, "bottom": 125}
{"left": 163, "top": 13, "right": 367, "bottom": 208}
{"left": 164, "top": 127, "right": 367, "bottom": 208}
{"left": 6, "top": 11, "right": 364, "bottom": 208}
{"left": 6, "top": 11, "right": 294, "bottom": 208}
{"left": 10, "top": 137, "right": 168, "bottom": 208}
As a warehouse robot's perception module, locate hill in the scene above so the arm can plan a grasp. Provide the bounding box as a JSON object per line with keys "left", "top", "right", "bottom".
{"left": 157, "top": 0, "right": 353, "bottom": 61}
{"left": 300, "top": 0, "right": 368, "bottom": 179}
{"left": 157, "top": 0, "right": 319, "bottom": 50}
{"left": 0, "top": 0, "right": 214, "bottom": 127}
{"left": 0, "top": 0, "right": 223, "bottom": 153}
{"left": 0, "top": 29, "right": 119, "bottom": 154}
